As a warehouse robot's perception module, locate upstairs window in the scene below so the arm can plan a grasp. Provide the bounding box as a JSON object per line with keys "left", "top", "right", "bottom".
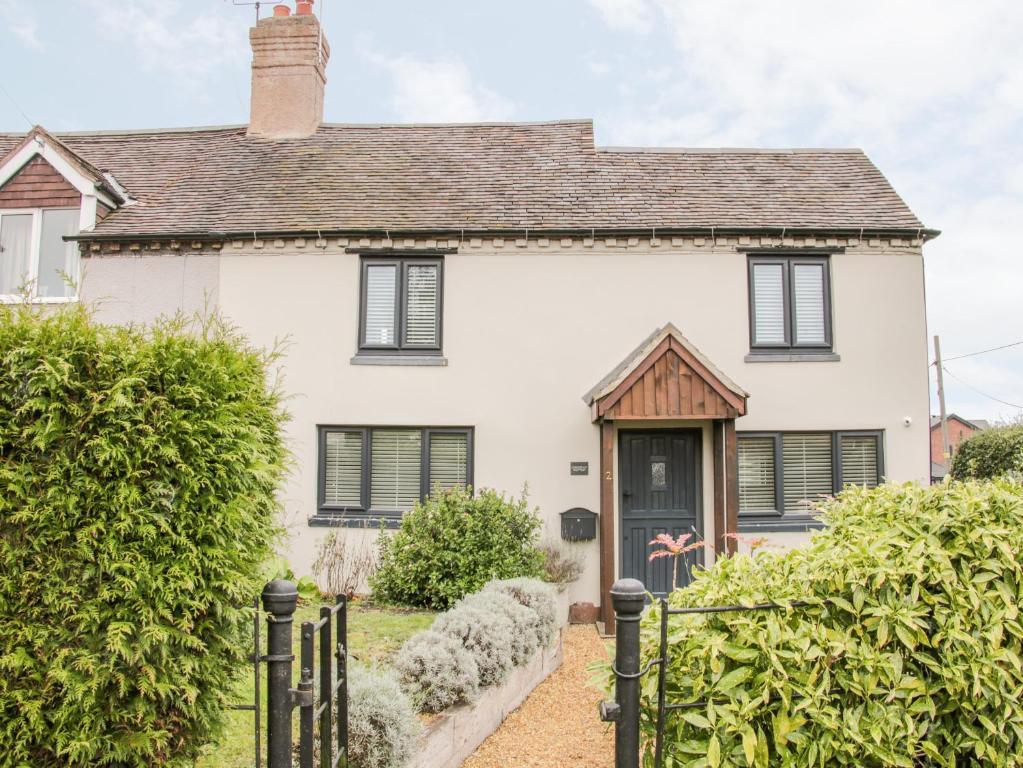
{"left": 737, "top": 431, "right": 883, "bottom": 530}
{"left": 0, "top": 208, "right": 80, "bottom": 300}
{"left": 359, "top": 257, "right": 442, "bottom": 354}
{"left": 748, "top": 256, "right": 831, "bottom": 353}
{"left": 317, "top": 426, "right": 472, "bottom": 522}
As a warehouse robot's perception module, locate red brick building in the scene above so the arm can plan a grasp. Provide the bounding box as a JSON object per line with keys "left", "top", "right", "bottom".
{"left": 930, "top": 414, "right": 989, "bottom": 481}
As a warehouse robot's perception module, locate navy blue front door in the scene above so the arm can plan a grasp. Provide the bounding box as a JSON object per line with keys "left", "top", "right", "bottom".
{"left": 619, "top": 430, "right": 703, "bottom": 596}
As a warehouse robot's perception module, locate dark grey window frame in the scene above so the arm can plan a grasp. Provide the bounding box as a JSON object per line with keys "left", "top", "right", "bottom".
{"left": 737, "top": 429, "right": 884, "bottom": 532}
{"left": 313, "top": 425, "right": 474, "bottom": 527}
{"left": 357, "top": 255, "right": 444, "bottom": 356}
{"left": 747, "top": 255, "right": 833, "bottom": 355}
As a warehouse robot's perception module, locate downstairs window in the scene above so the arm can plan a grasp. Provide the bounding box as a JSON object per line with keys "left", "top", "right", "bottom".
{"left": 737, "top": 431, "right": 883, "bottom": 531}
{"left": 316, "top": 426, "right": 473, "bottom": 524}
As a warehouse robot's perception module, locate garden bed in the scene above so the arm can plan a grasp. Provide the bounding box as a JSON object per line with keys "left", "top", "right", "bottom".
{"left": 196, "top": 601, "right": 434, "bottom": 768}
{"left": 411, "top": 629, "right": 564, "bottom": 768}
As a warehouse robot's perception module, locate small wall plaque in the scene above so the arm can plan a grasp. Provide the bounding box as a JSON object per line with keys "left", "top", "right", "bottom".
{"left": 570, "top": 461, "right": 589, "bottom": 476}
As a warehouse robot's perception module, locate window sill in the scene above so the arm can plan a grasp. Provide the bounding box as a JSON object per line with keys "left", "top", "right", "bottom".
{"left": 0, "top": 296, "right": 79, "bottom": 305}
{"left": 738, "top": 516, "right": 825, "bottom": 533}
{"left": 308, "top": 514, "right": 402, "bottom": 529}
{"left": 744, "top": 352, "right": 840, "bottom": 363}
{"left": 350, "top": 354, "right": 448, "bottom": 367}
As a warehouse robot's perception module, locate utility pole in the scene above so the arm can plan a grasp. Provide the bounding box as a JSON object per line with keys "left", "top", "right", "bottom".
{"left": 934, "top": 335, "right": 951, "bottom": 464}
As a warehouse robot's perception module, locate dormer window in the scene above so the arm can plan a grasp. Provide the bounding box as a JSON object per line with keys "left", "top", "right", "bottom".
{"left": 0, "top": 208, "right": 80, "bottom": 301}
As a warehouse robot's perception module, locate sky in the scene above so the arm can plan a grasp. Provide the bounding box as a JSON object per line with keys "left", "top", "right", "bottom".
{"left": 0, "top": 0, "right": 1020, "bottom": 422}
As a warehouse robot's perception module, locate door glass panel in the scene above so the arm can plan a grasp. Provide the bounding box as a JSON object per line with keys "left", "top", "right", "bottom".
{"left": 651, "top": 460, "right": 666, "bottom": 489}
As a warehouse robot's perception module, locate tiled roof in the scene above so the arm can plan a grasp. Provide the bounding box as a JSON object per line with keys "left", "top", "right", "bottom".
{"left": 0, "top": 120, "right": 927, "bottom": 239}
{"left": 929, "top": 414, "right": 990, "bottom": 430}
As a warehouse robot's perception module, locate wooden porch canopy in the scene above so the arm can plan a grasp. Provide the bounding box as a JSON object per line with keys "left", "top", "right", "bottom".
{"left": 583, "top": 324, "right": 749, "bottom": 629}
{"left": 584, "top": 323, "right": 748, "bottom": 421}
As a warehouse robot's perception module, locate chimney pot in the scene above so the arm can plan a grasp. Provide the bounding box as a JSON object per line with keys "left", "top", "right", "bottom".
{"left": 296, "top": 1, "right": 314, "bottom": 15}
{"left": 272, "top": 4, "right": 291, "bottom": 17}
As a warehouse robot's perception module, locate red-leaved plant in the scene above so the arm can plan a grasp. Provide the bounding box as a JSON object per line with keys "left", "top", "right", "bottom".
{"left": 648, "top": 533, "right": 707, "bottom": 592}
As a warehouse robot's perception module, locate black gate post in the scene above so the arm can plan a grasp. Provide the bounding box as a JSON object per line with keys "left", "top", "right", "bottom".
{"left": 262, "top": 579, "right": 298, "bottom": 768}
{"left": 611, "top": 578, "right": 646, "bottom": 768}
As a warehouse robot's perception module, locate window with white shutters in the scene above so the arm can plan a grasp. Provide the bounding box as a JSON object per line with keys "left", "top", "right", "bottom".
{"left": 839, "top": 433, "right": 881, "bottom": 488}
{"left": 404, "top": 263, "right": 440, "bottom": 347}
{"left": 737, "top": 431, "right": 883, "bottom": 531}
{"left": 738, "top": 436, "right": 778, "bottom": 514}
{"left": 316, "top": 426, "right": 472, "bottom": 520}
{"left": 323, "top": 431, "right": 364, "bottom": 507}
{"left": 792, "top": 263, "right": 827, "bottom": 345}
{"left": 782, "top": 433, "right": 834, "bottom": 513}
{"left": 360, "top": 258, "right": 442, "bottom": 354}
{"left": 748, "top": 256, "right": 831, "bottom": 353}
{"left": 750, "top": 263, "right": 787, "bottom": 345}
{"left": 428, "top": 431, "right": 469, "bottom": 491}
{"left": 370, "top": 429, "right": 423, "bottom": 511}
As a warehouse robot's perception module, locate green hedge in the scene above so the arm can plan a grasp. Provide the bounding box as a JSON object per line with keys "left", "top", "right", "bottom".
{"left": 617, "top": 480, "right": 1023, "bottom": 767}
{"left": 949, "top": 424, "right": 1023, "bottom": 480}
{"left": 370, "top": 486, "right": 544, "bottom": 610}
{"left": 0, "top": 306, "right": 287, "bottom": 766}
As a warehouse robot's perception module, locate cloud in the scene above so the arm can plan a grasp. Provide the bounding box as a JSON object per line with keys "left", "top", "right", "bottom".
{"left": 588, "top": 0, "right": 655, "bottom": 33}
{"left": 2, "top": 0, "right": 42, "bottom": 50}
{"left": 78, "top": 0, "right": 247, "bottom": 91}
{"left": 589, "top": 0, "right": 1023, "bottom": 419}
{"left": 367, "top": 52, "right": 515, "bottom": 123}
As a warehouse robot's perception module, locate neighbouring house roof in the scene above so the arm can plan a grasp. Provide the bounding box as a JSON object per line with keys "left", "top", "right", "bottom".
{"left": 929, "top": 414, "right": 990, "bottom": 431}
{"left": 584, "top": 323, "right": 748, "bottom": 421}
{"left": 0, "top": 120, "right": 930, "bottom": 241}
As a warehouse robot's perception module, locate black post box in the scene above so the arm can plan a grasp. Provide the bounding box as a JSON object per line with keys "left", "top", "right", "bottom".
{"left": 560, "top": 507, "right": 597, "bottom": 541}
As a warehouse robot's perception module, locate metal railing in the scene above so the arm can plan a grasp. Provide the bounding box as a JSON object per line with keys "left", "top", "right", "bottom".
{"left": 600, "top": 578, "right": 812, "bottom": 768}
{"left": 261, "top": 579, "right": 349, "bottom": 768}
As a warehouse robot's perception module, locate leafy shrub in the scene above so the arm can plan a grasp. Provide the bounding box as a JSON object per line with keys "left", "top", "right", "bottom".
{"left": 949, "top": 423, "right": 1023, "bottom": 480}
{"left": 394, "top": 630, "right": 480, "bottom": 713}
{"left": 346, "top": 665, "right": 420, "bottom": 768}
{"left": 370, "top": 486, "right": 544, "bottom": 609}
{"left": 0, "top": 306, "right": 286, "bottom": 766}
{"left": 484, "top": 577, "right": 559, "bottom": 647}
{"left": 539, "top": 542, "right": 584, "bottom": 587}
{"left": 459, "top": 591, "right": 540, "bottom": 666}
{"left": 313, "top": 528, "right": 377, "bottom": 598}
{"left": 609, "top": 480, "right": 1023, "bottom": 767}
{"left": 432, "top": 602, "right": 515, "bottom": 687}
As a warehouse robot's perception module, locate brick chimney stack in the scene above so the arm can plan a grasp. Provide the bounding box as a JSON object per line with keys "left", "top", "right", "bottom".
{"left": 248, "top": 2, "right": 330, "bottom": 139}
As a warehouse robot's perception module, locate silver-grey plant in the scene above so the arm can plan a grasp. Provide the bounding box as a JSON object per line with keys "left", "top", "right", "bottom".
{"left": 394, "top": 629, "right": 480, "bottom": 713}
{"left": 459, "top": 591, "right": 540, "bottom": 666}
{"left": 483, "top": 577, "right": 559, "bottom": 647}
{"left": 432, "top": 602, "right": 515, "bottom": 687}
{"left": 346, "top": 665, "right": 420, "bottom": 768}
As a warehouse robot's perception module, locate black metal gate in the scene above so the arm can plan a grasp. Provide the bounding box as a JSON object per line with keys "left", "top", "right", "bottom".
{"left": 600, "top": 577, "right": 811, "bottom": 768}
{"left": 233, "top": 579, "right": 349, "bottom": 768}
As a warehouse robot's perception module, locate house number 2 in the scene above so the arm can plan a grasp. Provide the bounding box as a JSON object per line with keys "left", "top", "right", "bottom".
{"left": 604, "top": 471, "right": 613, "bottom": 480}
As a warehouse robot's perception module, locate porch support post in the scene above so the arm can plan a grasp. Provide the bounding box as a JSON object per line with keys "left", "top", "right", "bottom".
{"left": 724, "top": 419, "right": 739, "bottom": 554}
{"left": 713, "top": 419, "right": 726, "bottom": 555}
{"left": 599, "top": 419, "right": 616, "bottom": 632}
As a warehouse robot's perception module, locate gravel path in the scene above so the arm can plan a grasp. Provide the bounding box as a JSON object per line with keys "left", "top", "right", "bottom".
{"left": 462, "top": 624, "right": 615, "bottom": 768}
